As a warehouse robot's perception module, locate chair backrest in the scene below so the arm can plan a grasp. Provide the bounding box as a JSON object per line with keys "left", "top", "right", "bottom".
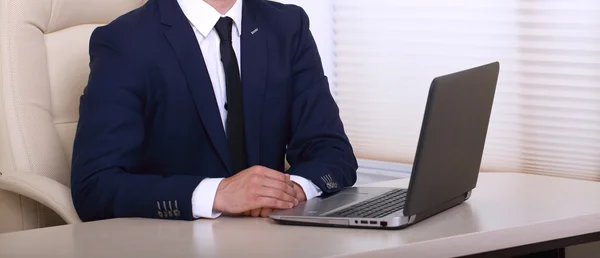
{"left": 0, "top": 0, "right": 146, "bottom": 233}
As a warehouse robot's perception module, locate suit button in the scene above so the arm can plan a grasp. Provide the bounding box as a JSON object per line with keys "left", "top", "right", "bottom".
{"left": 167, "top": 201, "right": 174, "bottom": 218}
{"left": 173, "top": 200, "right": 181, "bottom": 217}
{"left": 157, "top": 201, "right": 164, "bottom": 218}
{"left": 322, "top": 174, "right": 338, "bottom": 189}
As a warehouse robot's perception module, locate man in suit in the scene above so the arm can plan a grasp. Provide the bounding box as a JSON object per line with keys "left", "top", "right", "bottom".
{"left": 71, "top": 0, "right": 357, "bottom": 221}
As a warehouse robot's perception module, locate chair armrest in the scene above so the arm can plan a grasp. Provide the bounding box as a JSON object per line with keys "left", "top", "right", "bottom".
{"left": 0, "top": 170, "right": 81, "bottom": 224}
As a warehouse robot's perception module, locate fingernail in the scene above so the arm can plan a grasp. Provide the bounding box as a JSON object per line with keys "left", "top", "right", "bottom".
{"left": 289, "top": 203, "right": 294, "bottom": 208}
{"left": 295, "top": 199, "right": 299, "bottom": 205}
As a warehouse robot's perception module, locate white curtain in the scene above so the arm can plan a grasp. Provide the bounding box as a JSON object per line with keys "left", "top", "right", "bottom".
{"left": 334, "top": 0, "right": 600, "bottom": 180}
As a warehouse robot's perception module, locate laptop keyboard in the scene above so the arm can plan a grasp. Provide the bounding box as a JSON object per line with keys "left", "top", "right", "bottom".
{"left": 327, "top": 189, "right": 407, "bottom": 218}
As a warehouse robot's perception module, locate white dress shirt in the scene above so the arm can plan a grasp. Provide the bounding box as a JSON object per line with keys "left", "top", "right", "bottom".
{"left": 176, "top": 0, "right": 322, "bottom": 219}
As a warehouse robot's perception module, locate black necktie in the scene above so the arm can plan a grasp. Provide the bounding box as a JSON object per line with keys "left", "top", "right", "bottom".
{"left": 215, "top": 17, "right": 248, "bottom": 174}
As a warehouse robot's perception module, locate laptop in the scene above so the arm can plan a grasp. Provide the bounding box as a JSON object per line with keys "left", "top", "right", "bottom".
{"left": 270, "top": 62, "right": 500, "bottom": 229}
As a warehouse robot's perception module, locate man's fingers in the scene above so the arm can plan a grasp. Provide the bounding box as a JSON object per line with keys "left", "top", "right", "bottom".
{"left": 262, "top": 178, "right": 297, "bottom": 198}
{"left": 260, "top": 208, "right": 273, "bottom": 218}
{"left": 243, "top": 208, "right": 276, "bottom": 217}
{"left": 293, "top": 183, "right": 307, "bottom": 201}
{"left": 257, "top": 187, "right": 298, "bottom": 205}
{"left": 285, "top": 174, "right": 295, "bottom": 187}
{"left": 250, "top": 208, "right": 262, "bottom": 217}
{"left": 257, "top": 196, "right": 295, "bottom": 210}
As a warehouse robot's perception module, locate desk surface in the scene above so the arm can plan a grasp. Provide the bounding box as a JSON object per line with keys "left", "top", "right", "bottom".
{"left": 1, "top": 172, "right": 600, "bottom": 258}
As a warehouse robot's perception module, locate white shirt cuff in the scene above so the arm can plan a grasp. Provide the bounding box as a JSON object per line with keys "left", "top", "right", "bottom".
{"left": 290, "top": 175, "right": 322, "bottom": 200}
{"left": 192, "top": 178, "right": 224, "bottom": 219}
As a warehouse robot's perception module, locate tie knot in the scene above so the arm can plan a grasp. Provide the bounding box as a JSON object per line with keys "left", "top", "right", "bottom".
{"left": 215, "top": 17, "right": 234, "bottom": 42}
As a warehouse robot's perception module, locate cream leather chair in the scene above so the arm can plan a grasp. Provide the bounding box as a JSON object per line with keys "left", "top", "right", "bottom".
{"left": 0, "top": 0, "right": 146, "bottom": 233}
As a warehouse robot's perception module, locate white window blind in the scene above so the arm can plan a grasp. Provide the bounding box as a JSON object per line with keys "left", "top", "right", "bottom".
{"left": 334, "top": 0, "right": 600, "bottom": 180}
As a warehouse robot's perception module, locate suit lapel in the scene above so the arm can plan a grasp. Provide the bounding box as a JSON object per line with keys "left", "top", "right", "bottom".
{"left": 159, "top": 0, "right": 232, "bottom": 173}
{"left": 241, "top": 1, "right": 268, "bottom": 167}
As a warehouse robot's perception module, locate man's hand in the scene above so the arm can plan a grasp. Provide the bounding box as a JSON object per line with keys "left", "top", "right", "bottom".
{"left": 244, "top": 181, "right": 307, "bottom": 218}
{"left": 213, "top": 166, "right": 299, "bottom": 214}
{"left": 292, "top": 181, "right": 307, "bottom": 202}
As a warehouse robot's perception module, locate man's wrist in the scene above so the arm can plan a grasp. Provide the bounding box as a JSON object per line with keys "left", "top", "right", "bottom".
{"left": 213, "top": 178, "right": 228, "bottom": 213}
{"left": 192, "top": 178, "right": 224, "bottom": 219}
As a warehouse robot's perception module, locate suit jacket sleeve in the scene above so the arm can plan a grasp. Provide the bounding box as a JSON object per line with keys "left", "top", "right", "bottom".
{"left": 286, "top": 7, "right": 358, "bottom": 194}
{"left": 71, "top": 27, "right": 204, "bottom": 222}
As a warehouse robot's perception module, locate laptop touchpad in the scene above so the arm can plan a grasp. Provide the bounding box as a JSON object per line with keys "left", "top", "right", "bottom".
{"left": 310, "top": 192, "right": 369, "bottom": 216}
{"left": 322, "top": 192, "right": 365, "bottom": 205}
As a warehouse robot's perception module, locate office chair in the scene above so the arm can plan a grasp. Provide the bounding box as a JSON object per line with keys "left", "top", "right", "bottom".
{"left": 0, "top": 0, "right": 147, "bottom": 233}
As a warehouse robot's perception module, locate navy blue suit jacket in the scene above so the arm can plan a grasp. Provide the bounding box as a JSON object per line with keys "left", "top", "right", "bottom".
{"left": 71, "top": 0, "right": 357, "bottom": 221}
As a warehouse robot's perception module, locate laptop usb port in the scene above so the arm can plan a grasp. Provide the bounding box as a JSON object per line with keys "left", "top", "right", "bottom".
{"left": 360, "top": 220, "right": 368, "bottom": 224}
{"left": 370, "top": 221, "right": 377, "bottom": 225}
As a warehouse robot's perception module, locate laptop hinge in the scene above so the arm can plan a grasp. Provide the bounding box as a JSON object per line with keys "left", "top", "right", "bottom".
{"left": 403, "top": 193, "right": 468, "bottom": 222}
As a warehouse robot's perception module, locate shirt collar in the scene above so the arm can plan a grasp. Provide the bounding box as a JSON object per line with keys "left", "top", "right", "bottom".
{"left": 177, "top": 0, "right": 243, "bottom": 38}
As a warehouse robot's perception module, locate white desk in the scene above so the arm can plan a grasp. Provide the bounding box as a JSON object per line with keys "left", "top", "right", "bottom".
{"left": 1, "top": 172, "right": 600, "bottom": 258}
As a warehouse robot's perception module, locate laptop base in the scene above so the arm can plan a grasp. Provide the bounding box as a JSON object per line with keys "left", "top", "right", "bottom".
{"left": 270, "top": 190, "right": 471, "bottom": 230}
